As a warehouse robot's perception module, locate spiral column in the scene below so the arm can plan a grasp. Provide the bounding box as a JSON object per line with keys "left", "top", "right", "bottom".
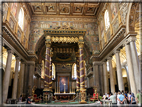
{"left": 49, "top": 52, "right": 53, "bottom": 91}
{"left": 78, "top": 42, "right": 86, "bottom": 103}
{"left": 76, "top": 52, "right": 80, "bottom": 92}
{"left": 43, "top": 36, "right": 51, "bottom": 92}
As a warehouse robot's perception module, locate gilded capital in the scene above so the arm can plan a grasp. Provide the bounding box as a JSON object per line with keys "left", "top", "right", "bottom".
{"left": 79, "top": 36, "right": 83, "bottom": 41}
{"left": 45, "top": 42, "right": 51, "bottom": 48}
{"left": 78, "top": 42, "right": 84, "bottom": 48}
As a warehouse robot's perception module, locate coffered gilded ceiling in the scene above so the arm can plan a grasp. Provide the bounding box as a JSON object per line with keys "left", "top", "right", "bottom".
{"left": 28, "top": 3, "right": 99, "bottom": 16}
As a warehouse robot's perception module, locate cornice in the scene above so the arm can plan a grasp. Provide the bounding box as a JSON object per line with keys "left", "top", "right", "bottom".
{"left": 2, "top": 23, "right": 38, "bottom": 61}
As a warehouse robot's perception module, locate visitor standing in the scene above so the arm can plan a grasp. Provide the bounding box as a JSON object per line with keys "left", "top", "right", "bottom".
{"left": 118, "top": 92, "right": 125, "bottom": 104}
{"left": 131, "top": 93, "right": 136, "bottom": 104}
{"left": 18, "top": 95, "right": 22, "bottom": 102}
{"left": 109, "top": 92, "right": 117, "bottom": 104}
{"left": 26, "top": 95, "right": 31, "bottom": 104}
{"left": 136, "top": 90, "right": 142, "bottom": 104}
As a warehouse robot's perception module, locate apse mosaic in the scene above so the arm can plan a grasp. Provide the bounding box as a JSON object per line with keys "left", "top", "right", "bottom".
{"left": 28, "top": 19, "right": 100, "bottom": 54}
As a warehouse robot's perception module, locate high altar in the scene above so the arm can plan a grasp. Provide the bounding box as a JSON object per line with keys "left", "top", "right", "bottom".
{"left": 41, "top": 25, "right": 87, "bottom": 103}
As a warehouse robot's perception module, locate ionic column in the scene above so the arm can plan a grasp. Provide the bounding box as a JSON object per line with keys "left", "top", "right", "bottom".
{"left": 76, "top": 52, "right": 80, "bottom": 92}
{"left": 129, "top": 36, "right": 140, "bottom": 90}
{"left": 28, "top": 63, "right": 35, "bottom": 95}
{"left": 125, "top": 42, "right": 137, "bottom": 95}
{"left": 123, "top": 65, "right": 131, "bottom": 91}
{"left": 108, "top": 57, "right": 115, "bottom": 94}
{"left": 17, "top": 61, "right": 25, "bottom": 98}
{"left": 49, "top": 52, "right": 53, "bottom": 91}
{"left": 3, "top": 50, "right": 13, "bottom": 103}
{"left": 103, "top": 62, "right": 109, "bottom": 94}
{"left": 93, "top": 63, "right": 100, "bottom": 94}
{"left": 115, "top": 50, "right": 124, "bottom": 91}
{"left": 12, "top": 57, "right": 20, "bottom": 99}
{"left": 78, "top": 42, "right": 86, "bottom": 103}
{"left": 43, "top": 40, "right": 51, "bottom": 92}
{"left": 99, "top": 64, "right": 104, "bottom": 95}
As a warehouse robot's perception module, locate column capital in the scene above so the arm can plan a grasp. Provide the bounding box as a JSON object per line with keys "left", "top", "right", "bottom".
{"left": 78, "top": 42, "right": 84, "bottom": 48}
{"left": 45, "top": 42, "right": 51, "bottom": 48}
{"left": 127, "top": 36, "right": 137, "bottom": 43}
{"left": 107, "top": 57, "right": 112, "bottom": 60}
{"left": 7, "top": 49, "right": 13, "bottom": 54}
{"left": 102, "top": 61, "right": 106, "bottom": 65}
{"left": 93, "top": 61, "right": 102, "bottom": 65}
{"left": 114, "top": 50, "right": 120, "bottom": 54}
{"left": 15, "top": 56, "right": 21, "bottom": 60}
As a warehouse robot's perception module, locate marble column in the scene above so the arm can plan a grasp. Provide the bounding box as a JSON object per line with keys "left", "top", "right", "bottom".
{"left": 49, "top": 54, "right": 52, "bottom": 91}
{"left": 3, "top": 50, "right": 13, "bottom": 103}
{"left": 125, "top": 42, "right": 137, "bottom": 95}
{"left": 129, "top": 37, "right": 140, "bottom": 90}
{"left": 23, "top": 64, "right": 29, "bottom": 97}
{"left": 123, "top": 65, "right": 131, "bottom": 91}
{"left": 43, "top": 42, "right": 51, "bottom": 92}
{"left": 93, "top": 64, "right": 100, "bottom": 94}
{"left": 79, "top": 43, "right": 85, "bottom": 90}
{"left": 115, "top": 51, "right": 124, "bottom": 91}
{"left": 99, "top": 64, "right": 104, "bottom": 95}
{"left": 12, "top": 57, "right": 20, "bottom": 99}
{"left": 17, "top": 61, "right": 25, "bottom": 98}
{"left": 103, "top": 62, "right": 109, "bottom": 94}
{"left": 76, "top": 52, "right": 80, "bottom": 92}
{"left": 78, "top": 42, "right": 86, "bottom": 103}
{"left": 28, "top": 63, "right": 35, "bottom": 95}
{"left": 108, "top": 58, "right": 115, "bottom": 94}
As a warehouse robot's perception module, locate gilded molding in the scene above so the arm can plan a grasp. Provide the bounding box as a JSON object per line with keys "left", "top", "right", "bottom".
{"left": 80, "top": 74, "right": 85, "bottom": 78}
{"left": 80, "top": 67, "right": 84, "bottom": 71}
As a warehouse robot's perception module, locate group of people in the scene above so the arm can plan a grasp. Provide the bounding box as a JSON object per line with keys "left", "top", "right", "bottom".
{"left": 18, "top": 95, "right": 32, "bottom": 104}
{"left": 102, "top": 90, "right": 142, "bottom": 105}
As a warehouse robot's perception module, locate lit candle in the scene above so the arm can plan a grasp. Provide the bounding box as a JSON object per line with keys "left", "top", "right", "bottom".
{"left": 55, "top": 82, "right": 56, "bottom": 93}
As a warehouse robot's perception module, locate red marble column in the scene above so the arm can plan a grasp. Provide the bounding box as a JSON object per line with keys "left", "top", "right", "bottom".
{"left": 76, "top": 52, "right": 80, "bottom": 92}
{"left": 49, "top": 54, "right": 52, "bottom": 91}
{"left": 79, "top": 43, "right": 85, "bottom": 90}
{"left": 78, "top": 42, "right": 86, "bottom": 103}
{"left": 43, "top": 43, "right": 50, "bottom": 92}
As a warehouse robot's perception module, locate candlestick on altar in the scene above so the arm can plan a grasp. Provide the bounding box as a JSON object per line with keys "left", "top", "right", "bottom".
{"left": 59, "top": 85, "right": 60, "bottom": 93}
{"left": 57, "top": 81, "right": 58, "bottom": 93}
{"left": 70, "top": 86, "right": 71, "bottom": 93}
{"left": 64, "top": 83, "right": 66, "bottom": 93}
{"left": 55, "top": 82, "right": 56, "bottom": 93}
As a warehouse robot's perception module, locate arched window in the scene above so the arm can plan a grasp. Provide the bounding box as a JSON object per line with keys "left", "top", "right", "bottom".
{"left": 72, "top": 63, "right": 77, "bottom": 79}
{"left": 52, "top": 63, "right": 55, "bottom": 80}
{"left": 18, "top": 8, "right": 24, "bottom": 30}
{"left": 104, "top": 10, "right": 110, "bottom": 31}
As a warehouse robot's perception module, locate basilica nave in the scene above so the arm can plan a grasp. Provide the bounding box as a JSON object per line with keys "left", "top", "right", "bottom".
{"left": 0, "top": 1, "right": 142, "bottom": 106}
